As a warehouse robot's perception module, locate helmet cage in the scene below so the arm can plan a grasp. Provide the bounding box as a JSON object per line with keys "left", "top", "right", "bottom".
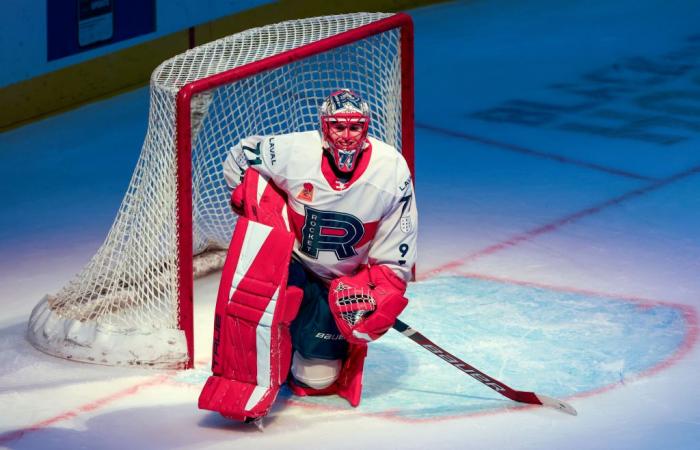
{"left": 321, "top": 113, "right": 369, "bottom": 173}
{"left": 319, "top": 89, "right": 371, "bottom": 173}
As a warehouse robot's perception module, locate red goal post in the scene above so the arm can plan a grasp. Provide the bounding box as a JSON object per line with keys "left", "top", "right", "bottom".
{"left": 28, "top": 12, "right": 414, "bottom": 369}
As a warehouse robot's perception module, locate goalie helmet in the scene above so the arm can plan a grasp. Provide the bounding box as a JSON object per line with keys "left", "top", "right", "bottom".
{"left": 319, "top": 89, "right": 370, "bottom": 173}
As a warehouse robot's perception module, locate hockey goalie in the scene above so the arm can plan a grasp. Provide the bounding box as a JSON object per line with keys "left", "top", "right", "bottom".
{"left": 198, "top": 89, "right": 418, "bottom": 422}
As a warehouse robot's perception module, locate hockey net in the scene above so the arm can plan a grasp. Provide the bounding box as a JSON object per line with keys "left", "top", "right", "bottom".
{"left": 27, "top": 12, "right": 414, "bottom": 369}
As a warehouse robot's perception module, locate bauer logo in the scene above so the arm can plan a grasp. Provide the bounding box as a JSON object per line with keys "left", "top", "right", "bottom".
{"left": 315, "top": 332, "right": 345, "bottom": 341}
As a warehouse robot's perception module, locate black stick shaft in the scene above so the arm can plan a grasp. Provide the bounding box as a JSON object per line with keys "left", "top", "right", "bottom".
{"left": 392, "top": 318, "right": 541, "bottom": 404}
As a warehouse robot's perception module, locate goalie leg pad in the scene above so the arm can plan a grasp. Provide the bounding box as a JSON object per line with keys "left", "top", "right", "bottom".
{"left": 198, "top": 217, "right": 301, "bottom": 421}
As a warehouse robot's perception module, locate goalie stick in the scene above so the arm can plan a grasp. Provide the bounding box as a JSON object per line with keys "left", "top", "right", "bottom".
{"left": 392, "top": 318, "right": 578, "bottom": 416}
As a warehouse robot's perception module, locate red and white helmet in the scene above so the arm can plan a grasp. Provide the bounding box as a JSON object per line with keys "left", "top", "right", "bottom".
{"left": 319, "top": 89, "right": 370, "bottom": 173}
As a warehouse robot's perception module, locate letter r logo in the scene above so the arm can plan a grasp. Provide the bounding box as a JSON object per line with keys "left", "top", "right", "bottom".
{"left": 300, "top": 206, "right": 365, "bottom": 260}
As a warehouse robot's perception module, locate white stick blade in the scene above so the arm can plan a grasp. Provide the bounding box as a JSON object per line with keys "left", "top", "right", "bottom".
{"left": 536, "top": 394, "right": 578, "bottom": 416}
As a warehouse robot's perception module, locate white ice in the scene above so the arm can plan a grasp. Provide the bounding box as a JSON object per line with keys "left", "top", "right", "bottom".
{"left": 1, "top": 0, "right": 699, "bottom": 448}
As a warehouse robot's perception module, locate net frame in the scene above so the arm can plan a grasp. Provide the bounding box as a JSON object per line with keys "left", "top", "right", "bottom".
{"left": 177, "top": 13, "right": 414, "bottom": 368}
{"left": 28, "top": 12, "right": 414, "bottom": 369}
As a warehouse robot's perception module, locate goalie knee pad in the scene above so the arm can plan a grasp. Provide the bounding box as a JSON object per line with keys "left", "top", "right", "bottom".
{"left": 290, "top": 351, "right": 342, "bottom": 389}
{"left": 287, "top": 343, "right": 368, "bottom": 407}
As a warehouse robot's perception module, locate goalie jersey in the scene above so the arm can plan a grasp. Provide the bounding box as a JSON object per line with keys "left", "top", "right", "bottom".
{"left": 223, "top": 131, "right": 417, "bottom": 283}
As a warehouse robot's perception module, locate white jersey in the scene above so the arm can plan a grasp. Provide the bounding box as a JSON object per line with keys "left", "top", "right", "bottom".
{"left": 223, "top": 131, "right": 417, "bottom": 283}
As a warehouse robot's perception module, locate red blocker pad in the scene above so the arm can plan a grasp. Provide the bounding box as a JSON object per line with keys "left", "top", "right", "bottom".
{"left": 198, "top": 216, "right": 301, "bottom": 421}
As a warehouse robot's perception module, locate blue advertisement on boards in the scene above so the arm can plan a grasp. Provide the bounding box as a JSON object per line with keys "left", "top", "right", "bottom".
{"left": 47, "top": 0, "right": 156, "bottom": 60}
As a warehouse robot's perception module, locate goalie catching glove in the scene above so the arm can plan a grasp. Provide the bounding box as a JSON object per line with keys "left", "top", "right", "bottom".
{"left": 329, "top": 265, "right": 408, "bottom": 345}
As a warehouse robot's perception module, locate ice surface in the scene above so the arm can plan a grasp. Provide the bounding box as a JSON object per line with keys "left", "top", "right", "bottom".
{"left": 1, "top": 0, "right": 699, "bottom": 448}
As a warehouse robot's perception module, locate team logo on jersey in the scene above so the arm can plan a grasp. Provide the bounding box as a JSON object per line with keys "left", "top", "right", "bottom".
{"left": 300, "top": 206, "right": 365, "bottom": 260}
{"left": 296, "top": 182, "right": 314, "bottom": 202}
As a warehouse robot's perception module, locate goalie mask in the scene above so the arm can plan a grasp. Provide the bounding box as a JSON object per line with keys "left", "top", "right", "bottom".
{"left": 320, "top": 89, "right": 370, "bottom": 173}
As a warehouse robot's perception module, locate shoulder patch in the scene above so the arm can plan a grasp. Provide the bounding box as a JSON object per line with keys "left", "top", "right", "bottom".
{"left": 296, "top": 182, "right": 314, "bottom": 202}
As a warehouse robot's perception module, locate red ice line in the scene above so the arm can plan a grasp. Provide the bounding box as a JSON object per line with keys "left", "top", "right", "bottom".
{"left": 0, "top": 374, "right": 171, "bottom": 445}
{"left": 418, "top": 164, "right": 700, "bottom": 281}
{"left": 3, "top": 166, "right": 699, "bottom": 440}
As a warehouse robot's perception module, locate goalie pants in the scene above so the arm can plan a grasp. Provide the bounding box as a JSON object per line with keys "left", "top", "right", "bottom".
{"left": 288, "top": 260, "right": 349, "bottom": 361}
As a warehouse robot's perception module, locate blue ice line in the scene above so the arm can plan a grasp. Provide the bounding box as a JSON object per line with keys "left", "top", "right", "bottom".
{"left": 416, "top": 121, "right": 657, "bottom": 182}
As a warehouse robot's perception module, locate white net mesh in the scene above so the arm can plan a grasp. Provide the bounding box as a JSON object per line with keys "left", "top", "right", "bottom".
{"left": 27, "top": 12, "right": 407, "bottom": 368}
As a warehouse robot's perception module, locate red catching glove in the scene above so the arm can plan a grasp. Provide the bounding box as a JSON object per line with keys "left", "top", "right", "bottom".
{"left": 329, "top": 265, "right": 408, "bottom": 345}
